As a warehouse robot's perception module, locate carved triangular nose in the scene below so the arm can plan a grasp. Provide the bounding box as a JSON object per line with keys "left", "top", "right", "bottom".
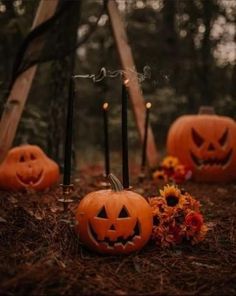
{"left": 109, "top": 224, "right": 116, "bottom": 230}
{"left": 208, "top": 143, "right": 215, "bottom": 151}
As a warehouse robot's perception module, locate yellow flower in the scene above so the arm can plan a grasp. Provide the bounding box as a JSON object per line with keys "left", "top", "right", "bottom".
{"left": 160, "top": 184, "right": 181, "bottom": 207}
{"left": 161, "top": 156, "right": 179, "bottom": 169}
{"left": 152, "top": 170, "right": 168, "bottom": 182}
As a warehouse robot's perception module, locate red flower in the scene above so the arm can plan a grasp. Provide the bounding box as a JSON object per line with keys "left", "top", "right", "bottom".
{"left": 185, "top": 211, "right": 204, "bottom": 232}
{"left": 172, "top": 165, "right": 192, "bottom": 184}
{"left": 162, "top": 167, "right": 174, "bottom": 178}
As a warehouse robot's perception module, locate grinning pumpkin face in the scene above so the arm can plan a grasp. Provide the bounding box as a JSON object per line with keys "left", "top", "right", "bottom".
{"left": 75, "top": 174, "right": 153, "bottom": 254}
{"left": 167, "top": 107, "right": 236, "bottom": 182}
{"left": 0, "top": 145, "right": 60, "bottom": 191}
{"left": 190, "top": 127, "right": 232, "bottom": 169}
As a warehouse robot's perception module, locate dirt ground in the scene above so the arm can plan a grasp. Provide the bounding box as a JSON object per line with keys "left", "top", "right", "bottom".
{"left": 0, "top": 166, "right": 236, "bottom": 296}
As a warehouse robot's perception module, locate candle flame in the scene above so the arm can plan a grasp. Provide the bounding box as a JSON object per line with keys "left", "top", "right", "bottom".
{"left": 146, "top": 102, "right": 152, "bottom": 109}
{"left": 124, "top": 79, "right": 129, "bottom": 86}
{"left": 103, "top": 102, "right": 109, "bottom": 110}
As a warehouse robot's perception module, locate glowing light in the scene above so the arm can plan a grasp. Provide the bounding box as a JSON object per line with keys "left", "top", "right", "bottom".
{"left": 146, "top": 102, "right": 152, "bottom": 109}
{"left": 103, "top": 102, "right": 109, "bottom": 110}
{"left": 124, "top": 79, "right": 129, "bottom": 86}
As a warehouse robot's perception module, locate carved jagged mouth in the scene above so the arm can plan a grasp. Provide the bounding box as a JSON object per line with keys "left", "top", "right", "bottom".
{"left": 16, "top": 170, "right": 43, "bottom": 185}
{"left": 190, "top": 149, "right": 233, "bottom": 169}
{"left": 88, "top": 220, "right": 141, "bottom": 249}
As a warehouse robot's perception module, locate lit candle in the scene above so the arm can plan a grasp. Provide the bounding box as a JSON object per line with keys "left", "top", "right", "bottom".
{"left": 122, "top": 79, "right": 129, "bottom": 188}
{"left": 63, "top": 77, "right": 75, "bottom": 186}
{"left": 141, "top": 102, "right": 152, "bottom": 172}
{"left": 103, "top": 102, "right": 110, "bottom": 177}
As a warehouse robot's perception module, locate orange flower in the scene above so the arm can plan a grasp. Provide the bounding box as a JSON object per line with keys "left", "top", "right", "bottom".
{"left": 179, "top": 193, "right": 200, "bottom": 212}
{"left": 149, "top": 196, "right": 166, "bottom": 211}
{"left": 169, "top": 224, "right": 183, "bottom": 244}
{"left": 185, "top": 211, "right": 203, "bottom": 232}
{"left": 191, "top": 224, "right": 208, "bottom": 245}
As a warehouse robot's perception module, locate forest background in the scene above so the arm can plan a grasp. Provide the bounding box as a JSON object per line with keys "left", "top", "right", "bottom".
{"left": 0, "top": 0, "right": 235, "bottom": 171}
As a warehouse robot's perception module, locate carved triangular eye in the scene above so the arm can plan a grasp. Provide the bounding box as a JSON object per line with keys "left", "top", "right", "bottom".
{"left": 97, "top": 206, "right": 108, "bottom": 218}
{"left": 118, "top": 206, "right": 130, "bottom": 218}
{"left": 191, "top": 128, "right": 204, "bottom": 147}
{"left": 19, "top": 155, "right": 25, "bottom": 162}
{"left": 30, "top": 154, "right": 36, "bottom": 160}
{"left": 218, "top": 129, "right": 228, "bottom": 146}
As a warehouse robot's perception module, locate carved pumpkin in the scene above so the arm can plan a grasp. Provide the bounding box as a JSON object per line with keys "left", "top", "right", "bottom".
{"left": 75, "top": 174, "right": 153, "bottom": 254}
{"left": 0, "top": 145, "right": 60, "bottom": 190}
{"left": 167, "top": 106, "right": 236, "bottom": 182}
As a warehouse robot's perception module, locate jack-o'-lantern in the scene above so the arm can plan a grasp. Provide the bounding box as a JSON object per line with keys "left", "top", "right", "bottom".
{"left": 0, "top": 144, "right": 60, "bottom": 190}
{"left": 167, "top": 106, "right": 236, "bottom": 182}
{"left": 75, "top": 174, "right": 153, "bottom": 254}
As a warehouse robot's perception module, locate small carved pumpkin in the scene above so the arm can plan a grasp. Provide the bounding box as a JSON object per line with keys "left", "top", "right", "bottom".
{"left": 167, "top": 106, "right": 236, "bottom": 182}
{"left": 75, "top": 174, "right": 153, "bottom": 254}
{"left": 0, "top": 144, "right": 60, "bottom": 190}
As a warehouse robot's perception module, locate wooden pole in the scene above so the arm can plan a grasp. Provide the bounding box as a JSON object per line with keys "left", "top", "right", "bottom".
{"left": 106, "top": 0, "right": 159, "bottom": 168}
{"left": 0, "top": 0, "right": 59, "bottom": 163}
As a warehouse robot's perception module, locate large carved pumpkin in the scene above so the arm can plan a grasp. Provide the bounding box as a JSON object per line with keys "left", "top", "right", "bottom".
{"left": 0, "top": 145, "right": 60, "bottom": 190}
{"left": 75, "top": 174, "right": 153, "bottom": 254}
{"left": 167, "top": 106, "right": 236, "bottom": 182}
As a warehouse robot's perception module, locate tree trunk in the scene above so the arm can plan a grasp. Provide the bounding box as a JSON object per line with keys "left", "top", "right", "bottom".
{"left": 47, "top": 0, "right": 81, "bottom": 167}
{"left": 161, "top": 0, "right": 179, "bottom": 86}
{"left": 200, "top": 0, "right": 214, "bottom": 105}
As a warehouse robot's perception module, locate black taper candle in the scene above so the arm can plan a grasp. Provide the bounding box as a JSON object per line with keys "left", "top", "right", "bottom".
{"left": 103, "top": 102, "right": 110, "bottom": 177}
{"left": 122, "top": 79, "right": 129, "bottom": 188}
{"left": 141, "top": 102, "right": 152, "bottom": 171}
{"left": 63, "top": 77, "right": 75, "bottom": 186}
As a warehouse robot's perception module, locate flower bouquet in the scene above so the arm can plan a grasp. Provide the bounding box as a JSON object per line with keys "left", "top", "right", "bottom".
{"left": 152, "top": 156, "right": 192, "bottom": 184}
{"left": 149, "top": 185, "right": 208, "bottom": 247}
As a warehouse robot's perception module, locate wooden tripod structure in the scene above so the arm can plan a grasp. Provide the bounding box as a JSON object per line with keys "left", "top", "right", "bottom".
{"left": 0, "top": 0, "right": 159, "bottom": 168}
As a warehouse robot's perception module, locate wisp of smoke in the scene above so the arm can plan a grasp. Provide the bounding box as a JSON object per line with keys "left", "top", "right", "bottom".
{"left": 73, "top": 65, "right": 151, "bottom": 83}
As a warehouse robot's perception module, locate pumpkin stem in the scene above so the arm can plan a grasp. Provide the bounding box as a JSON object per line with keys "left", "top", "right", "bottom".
{"left": 199, "top": 106, "right": 215, "bottom": 115}
{"left": 108, "top": 173, "right": 124, "bottom": 192}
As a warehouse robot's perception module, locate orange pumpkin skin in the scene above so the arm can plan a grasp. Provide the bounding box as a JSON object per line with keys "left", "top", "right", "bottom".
{"left": 75, "top": 175, "right": 153, "bottom": 254}
{"left": 167, "top": 108, "right": 236, "bottom": 182}
{"left": 0, "top": 145, "right": 60, "bottom": 190}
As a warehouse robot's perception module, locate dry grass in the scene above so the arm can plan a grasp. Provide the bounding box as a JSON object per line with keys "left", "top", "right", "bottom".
{"left": 0, "top": 169, "right": 236, "bottom": 296}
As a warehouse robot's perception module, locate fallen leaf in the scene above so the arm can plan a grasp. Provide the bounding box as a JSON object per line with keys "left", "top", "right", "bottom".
{"left": 9, "top": 196, "right": 18, "bottom": 204}
{"left": 0, "top": 216, "right": 7, "bottom": 223}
